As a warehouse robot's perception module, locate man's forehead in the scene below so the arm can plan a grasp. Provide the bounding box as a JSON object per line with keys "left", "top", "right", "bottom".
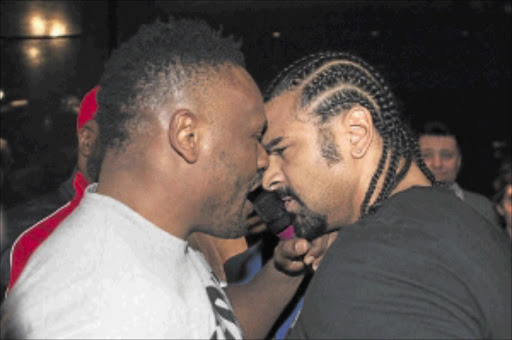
{"left": 202, "top": 66, "right": 265, "bottom": 124}
{"left": 221, "top": 65, "right": 262, "bottom": 98}
{"left": 420, "top": 135, "right": 458, "bottom": 149}
{"left": 262, "top": 91, "right": 298, "bottom": 143}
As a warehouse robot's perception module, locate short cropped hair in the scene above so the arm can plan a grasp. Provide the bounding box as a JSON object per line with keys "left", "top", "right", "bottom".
{"left": 96, "top": 17, "right": 245, "bottom": 155}
{"left": 493, "top": 159, "right": 512, "bottom": 204}
{"left": 420, "top": 121, "right": 460, "bottom": 155}
{"left": 421, "top": 121, "right": 454, "bottom": 137}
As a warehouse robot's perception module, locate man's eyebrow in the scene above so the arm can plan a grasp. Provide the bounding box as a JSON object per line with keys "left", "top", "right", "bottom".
{"left": 264, "top": 136, "right": 284, "bottom": 152}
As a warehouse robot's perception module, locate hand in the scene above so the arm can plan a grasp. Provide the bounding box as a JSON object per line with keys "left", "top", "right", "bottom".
{"left": 273, "top": 231, "right": 338, "bottom": 276}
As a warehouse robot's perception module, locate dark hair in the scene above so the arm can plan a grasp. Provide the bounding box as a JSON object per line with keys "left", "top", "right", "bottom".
{"left": 421, "top": 121, "right": 453, "bottom": 136}
{"left": 265, "top": 51, "right": 436, "bottom": 217}
{"left": 419, "top": 121, "right": 460, "bottom": 155}
{"left": 493, "top": 159, "right": 512, "bottom": 203}
{"left": 96, "top": 16, "right": 245, "bottom": 158}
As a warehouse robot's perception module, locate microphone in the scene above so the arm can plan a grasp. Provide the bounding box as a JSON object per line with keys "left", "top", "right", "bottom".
{"left": 248, "top": 186, "right": 295, "bottom": 240}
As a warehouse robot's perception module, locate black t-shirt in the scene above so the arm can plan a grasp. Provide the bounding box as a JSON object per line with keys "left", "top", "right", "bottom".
{"left": 287, "top": 186, "right": 511, "bottom": 339}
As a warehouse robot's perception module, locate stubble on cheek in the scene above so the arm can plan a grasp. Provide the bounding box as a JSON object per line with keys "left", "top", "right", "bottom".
{"left": 317, "top": 126, "right": 342, "bottom": 166}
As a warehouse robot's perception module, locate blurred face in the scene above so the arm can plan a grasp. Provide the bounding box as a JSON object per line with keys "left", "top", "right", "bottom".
{"left": 201, "top": 66, "right": 268, "bottom": 238}
{"left": 262, "top": 90, "right": 358, "bottom": 239}
{"left": 497, "top": 184, "right": 512, "bottom": 235}
{"left": 419, "top": 135, "right": 461, "bottom": 183}
{"left": 80, "top": 120, "right": 101, "bottom": 183}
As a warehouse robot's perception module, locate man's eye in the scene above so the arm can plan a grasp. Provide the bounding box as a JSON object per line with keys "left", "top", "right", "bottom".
{"left": 272, "top": 147, "right": 286, "bottom": 156}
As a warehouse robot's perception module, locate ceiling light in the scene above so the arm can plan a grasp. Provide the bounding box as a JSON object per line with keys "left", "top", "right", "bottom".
{"left": 49, "top": 22, "right": 66, "bottom": 37}
{"left": 31, "top": 16, "right": 46, "bottom": 35}
{"left": 10, "top": 99, "right": 29, "bottom": 107}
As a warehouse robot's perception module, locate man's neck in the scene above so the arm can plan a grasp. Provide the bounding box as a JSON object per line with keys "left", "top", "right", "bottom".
{"left": 390, "top": 162, "right": 432, "bottom": 196}
{"left": 96, "top": 166, "right": 194, "bottom": 240}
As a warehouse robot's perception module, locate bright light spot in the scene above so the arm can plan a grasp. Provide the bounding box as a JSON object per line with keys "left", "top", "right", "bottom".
{"left": 31, "top": 16, "right": 46, "bottom": 35}
{"left": 10, "top": 99, "right": 29, "bottom": 107}
{"left": 272, "top": 31, "right": 281, "bottom": 38}
{"left": 27, "top": 47, "right": 40, "bottom": 59}
{"left": 0, "top": 90, "right": 4, "bottom": 101}
{"left": 370, "top": 30, "right": 380, "bottom": 37}
{"left": 49, "top": 22, "right": 66, "bottom": 37}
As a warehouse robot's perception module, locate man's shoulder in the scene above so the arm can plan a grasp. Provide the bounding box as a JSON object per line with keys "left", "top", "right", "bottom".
{"left": 296, "top": 188, "right": 511, "bottom": 339}
{"left": 2, "top": 190, "right": 67, "bottom": 252}
{"left": 328, "top": 186, "right": 508, "bottom": 269}
{"left": 462, "top": 188, "right": 494, "bottom": 206}
{"left": 352, "top": 186, "right": 460, "bottom": 231}
{"left": 374, "top": 185, "right": 493, "bottom": 227}
{"left": 5, "top": 190, "right": 62, "bottom": 220}
{"left": 461, "top": 187, "right": 501, "bottom": 225}
{"left": 3, "top": 267, "right": 198, "bottom": 339}
{"left": 5, "top": 186, "right": 69, "bottom": 222}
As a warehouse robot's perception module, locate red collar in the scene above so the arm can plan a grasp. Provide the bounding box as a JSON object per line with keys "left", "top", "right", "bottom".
{"left": 72, "top": 170, "right": 90, "bottom": 200}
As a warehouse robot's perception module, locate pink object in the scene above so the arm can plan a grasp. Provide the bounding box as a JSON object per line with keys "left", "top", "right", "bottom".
{"left": 277, "top": 225, "right": 295, "bottom": 240}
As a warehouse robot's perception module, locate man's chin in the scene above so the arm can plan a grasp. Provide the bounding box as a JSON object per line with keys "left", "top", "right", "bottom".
{"left": 294, "top": 227, "right": 326, "bottom": 240}
{"left": 292, "top": 214, "right": 328, "bottom": 240}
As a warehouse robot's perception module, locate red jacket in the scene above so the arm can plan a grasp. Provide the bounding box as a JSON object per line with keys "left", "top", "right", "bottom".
{"left": 7, "top": 171, "right": 89, "bottom": 293}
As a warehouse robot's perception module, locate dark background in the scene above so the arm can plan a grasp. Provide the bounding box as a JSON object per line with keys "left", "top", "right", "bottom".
{"left": 1, "top": 0, "right": 510, "bottom": 207}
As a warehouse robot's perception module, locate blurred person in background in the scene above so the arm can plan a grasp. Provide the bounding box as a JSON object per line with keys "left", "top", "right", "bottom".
{"left": 0, "top": 86, "right": 100, "bottom": 298}
{"left": 493, "top": 158, "right": 512, "bottom": 240}
{"left": 0, "top": 138, "right": 13, "bottom": 195}
{"left": 1, "top": 137, "right": 13, "bottom": 251}
{"left": 419, "top": 121, "right": 500, "bottom": 225}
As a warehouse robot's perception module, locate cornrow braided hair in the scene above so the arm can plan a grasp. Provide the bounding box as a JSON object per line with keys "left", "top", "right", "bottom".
{"left": 265, "top": 51, "right": 436, "bottom": 217}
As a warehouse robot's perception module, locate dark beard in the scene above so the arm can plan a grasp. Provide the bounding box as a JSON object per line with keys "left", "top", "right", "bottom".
{"left": 275, "top": 187, "right": 328, "bottom": 240}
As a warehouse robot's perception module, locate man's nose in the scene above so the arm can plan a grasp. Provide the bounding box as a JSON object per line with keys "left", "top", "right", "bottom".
{"left": 257, "top": 143, "right": 269, "bottom": 172}
{"left": 432, "top": 154, "right": 442, "bottom": 168}
{"left": 262, "top": 157, "right": 284, "bottom": 192}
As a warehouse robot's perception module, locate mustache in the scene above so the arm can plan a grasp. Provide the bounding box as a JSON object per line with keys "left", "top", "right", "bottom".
{"left": 275, "top": 186, "right": 305, "bottom": 206}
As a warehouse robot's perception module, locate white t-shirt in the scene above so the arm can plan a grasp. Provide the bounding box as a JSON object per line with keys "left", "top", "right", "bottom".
{"left": 1, "top": 185, "right": 243, "bottom": 339}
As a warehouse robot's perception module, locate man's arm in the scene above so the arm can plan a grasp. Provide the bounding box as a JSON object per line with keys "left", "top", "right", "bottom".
{"left": 225, "top": 233, "right": 337, "bottom": 339}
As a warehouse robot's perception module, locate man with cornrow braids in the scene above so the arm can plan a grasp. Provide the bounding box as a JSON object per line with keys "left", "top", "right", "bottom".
{"left": 262, "top": 51, "right": 511, "bottom": 339}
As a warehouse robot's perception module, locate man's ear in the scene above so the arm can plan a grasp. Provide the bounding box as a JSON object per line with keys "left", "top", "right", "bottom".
{"left": 168, "top": 109, "right": 199, "bottom": 164}
{"left": 346, "top": 106, "right": 373, "bottom": 159}
{"left": 78, "top": 120, "right": 99, "bottom": 157}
